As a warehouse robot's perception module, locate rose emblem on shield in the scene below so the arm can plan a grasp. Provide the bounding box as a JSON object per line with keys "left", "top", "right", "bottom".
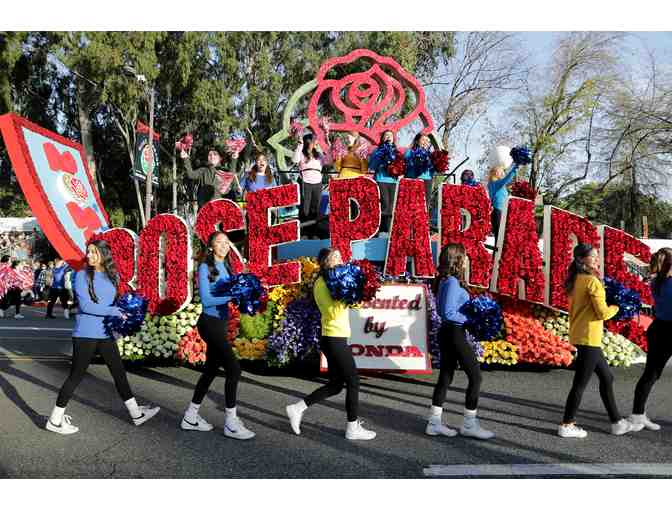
{"left": 60, "top": 173, "right": 89, "bottom": 204}
{"left": 307, "top": 49, "right": 434, "bottom": 150}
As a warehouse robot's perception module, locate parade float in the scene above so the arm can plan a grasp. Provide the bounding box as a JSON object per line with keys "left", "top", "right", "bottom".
{"left": 0, "top": 49, "right": 652, "bottom": 373}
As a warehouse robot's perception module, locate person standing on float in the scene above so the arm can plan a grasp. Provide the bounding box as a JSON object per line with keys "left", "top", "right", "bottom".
{"left": 368, "top": 129, "right": 398, "bottom": 234}
{"left": 628, "top": 247, "right": 672, "bottom": 431}
{"left": 558, "top": 243, "right": 633, "bottom": 438}
{"left": 427, "top": 243, "right": 495, "bottom": 440}
{"left": 239, "top": 152, "right": 278, "bottom": 199}
{"left": 486, "top": 146, "right": 518, "bottom": 243}
{"left": 292, "top": 132, "right": 331, "bottom": 227}
{"left": 404, "top": 133, "right": 436, "bottom": 215}
{"left": 286, "top": 248, "right": 376, "bottom": 441}
{"left": 180, "top": 231, "right": 255, "bottom": 440}
{"left": 46, "top": 240, "right": 160, "bottom": 435}
{"left": 181, "top": 148, "right": 242, "bottom": 209}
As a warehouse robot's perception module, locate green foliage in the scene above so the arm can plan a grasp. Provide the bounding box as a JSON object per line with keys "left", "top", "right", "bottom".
{"left": 238, "top": 301, "right": 277, "bottom": 340}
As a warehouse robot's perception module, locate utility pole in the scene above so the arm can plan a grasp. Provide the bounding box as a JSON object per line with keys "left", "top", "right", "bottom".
{"left": 145, "top": 86, "right": 155, "bottom": 224}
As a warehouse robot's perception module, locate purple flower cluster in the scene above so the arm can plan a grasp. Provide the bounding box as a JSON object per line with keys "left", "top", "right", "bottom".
{"left": 267, "top": 298, "right": 321, "bottom": 366}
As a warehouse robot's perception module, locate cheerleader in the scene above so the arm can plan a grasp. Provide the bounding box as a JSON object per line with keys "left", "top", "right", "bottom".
{"left": 180, "top": 231, "right": 255, "bottom": 440}
{"left": 368, "top": 130, "right": 398, "bottom": 234}
{"left": 558, "top": 243, "right": 633, "bottom": 438}
{"left": 404, "top": 133, "right": 435, "bottom": 214}
{"left": 240, "top": 152, "right": 278, "bottom": 199}
{"left": 286, "top": 248, "right": 376, "bottom": 441}
{"left": 335, "top": 131, "right": 369, "bottom": 179}
{"left": 427, "top": 243, "right": 495, "bottom": 439}
{"left": 486, "top": 146, "right": 518, "bottom": 243}
{"left": 629, "top": 247, "right": 672, "bottom": 431}
{"left": 292, "top": 132, "right": 330, "bottom": 226}
{"left": 46, "top": 240, "right": 160, "bottom": 435}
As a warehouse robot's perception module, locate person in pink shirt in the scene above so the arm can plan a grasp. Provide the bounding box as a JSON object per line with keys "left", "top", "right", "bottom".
{"left": 292, "top": 132, "right": 332, "bottom": 225}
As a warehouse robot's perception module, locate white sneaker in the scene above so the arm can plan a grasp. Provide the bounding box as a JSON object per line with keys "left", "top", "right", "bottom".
{"left": 628, "top": 414, "right": 661, "bottom": 432}
{"left": 224, "top": 416, "right": 255, "bottom": 440}
{"left": 286, "top": 404, "right": 304, "bottom": 435}
{"left": 426, "top": 418, "right": 458, "bottom": 437}
{"left": 181, "top": 414, "right": 214, "bottom": 432}
{"left": 46, "top": 414, "right": 79, "bottom": 435}
{"left": 460, "top": 417, "right": 495, "bottom": 440}
{"left": 14, "top": 314, "right": 24, "bottom": 319}
{"left": 0, "top": 309, "right": 5, "bottom": 318}
{"left": 132, "top": 405, "right": 160, "bottom": 426}
{"left": 611, "top": 418, "right": 634, "bottom": 436}
{"left": 558, "top": 423, "right": 588, "bottom": 438}
{"left": 63, "top": 309, "right": 70, "bottom": 319}
{"left": 345, "top": 419, "right": 376, "bottom": 440}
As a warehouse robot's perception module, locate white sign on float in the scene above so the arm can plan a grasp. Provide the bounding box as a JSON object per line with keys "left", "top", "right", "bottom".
{"left": 320, "top": 284, "right": 432, "bottom": 374}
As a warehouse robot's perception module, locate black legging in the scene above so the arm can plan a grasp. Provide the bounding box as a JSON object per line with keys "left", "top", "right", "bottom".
{"left": 491, "top": 208, "right": 502, "bottom": 243}
{"left": 191, "top": 313, "right": 240, "bottom": 409}
{"left": 56, "top": 338, "right": 133, "bottom": 407}
{"left": 563, "top": 345, "right": 621, "bottom": 423}
{"left": 633, "top": 319, "right": 672, "bottom": 414}
{"left": 302, "top": 182, "right": 323, "bottom": 223}
{"left": 305, "top": 336, "right": 359, "bottom": 422}
{"left": 0, "top": 287, "right": 22, "bottom": 314}
{"left": 423, "top": 178, "right": 433, "bottom": 218}
{"left": 432, "top": 322, "right": 482, "bottom": 410}
{"left": 378, "top": 181, "right": 396, "bottom": 233}
{"left": 47, "top": 287, "right": 71, "bottom": 316}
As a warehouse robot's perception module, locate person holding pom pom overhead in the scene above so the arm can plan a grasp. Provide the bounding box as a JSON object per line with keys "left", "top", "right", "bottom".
{"left": 368, "top": 130, "right": 398, "bottom": 234}
{"left": 180, "top": 231, "right": 255, "bottom": 440}
{"left": 428, "top": 243, "right": 495, "bottom": 440}
{"left": 286, "top": 248, "right": 376, "bottom": 441}
{"left": 558, "top": 243, "right": 633, "bottom": 438}
{"left": 46, "top": 240, "right": 160, "bottom": 435}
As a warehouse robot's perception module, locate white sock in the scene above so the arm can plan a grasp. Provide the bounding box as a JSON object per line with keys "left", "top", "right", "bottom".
{"left": 225, "top": 407, "right": 237, "bottom": 421}
{"left": 429, "top": 405, "right": 443, "bottom": 420}
{"left": 464, "top": 408, "right": 477, "bottom": 418}
{"left": 293, "top": 400, "right": 308, "bottom": 413}
{"left": 347, "top": 419, "right": 358, "bottom": 429}
{"left": 50, "top": 405, "right": 66, "bottom": 426}
{"left": 185, "top": 402, "right": 200, "bottom": 419}
{"left": 124, "top": 397, "right": 142, "bottom": 419}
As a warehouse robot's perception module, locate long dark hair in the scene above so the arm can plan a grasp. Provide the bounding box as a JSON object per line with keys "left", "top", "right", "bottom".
{"left": 434, "top": 243, "right": 467, "bottom": 293}
{"left": 317, "top": 248, "right": 340, "bottom": 279}
{"left": 652, "top": 247, "right": 672, "bottom": 297}
{"left": 411, "top": 132, "right": 431, "bottom": 151}
{"left": 202, "top": 231, "right": 233, "bottom": 283}
{"left": 563, "top": 243, "right": 597, "bottom": 295}
{"left": 86, "top": 240, "right": 120, "bottom": 303}
{"left": 302, "top": 133, "right": 320, "bottom": 161}
{"left": 378, "top": 130, "right": 395, "bottom": 146}
{"left": 248, "top": 153, "right": 274, "bottom": 185}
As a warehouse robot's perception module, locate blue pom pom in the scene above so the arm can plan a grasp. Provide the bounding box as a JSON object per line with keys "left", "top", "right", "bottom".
{"left": 103, "top": 292, "right": 149, "bottom": 338}
{"left": 510, "top": 146, "right": 532, "bottom": 165}
{"left": 212, "top": 272, "right": 266, "bottom": 316}
{"left": 459, "top": 295, "right": 503, "bottom": 341}
{"left": 463, "top": 178, "right": 479, "bottom": 187}
{"left": 324, "top": 263, "right": 365, "bottom": 305}
{"left": 376, "top": 141, "right": 398, "bottom": 169}
{"left": 604, "top": 277, "right": 641, "bottom": 321}
{"left": 406, "top": 147, "right": 433, "bottom": 178}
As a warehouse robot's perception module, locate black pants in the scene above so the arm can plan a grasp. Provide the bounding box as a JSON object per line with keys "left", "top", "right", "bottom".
{"left": 563, "top": 345, "right": 621, "bottom": 423}
{"left": 423, "top": 179, "right": 433, "bottom": 218}
{"left": 192, "top": 313, "right": 240, "bottom": 409}
{"left": 56, "top": 338, "right": 134, "bottom": 407}
{"left": 305, "top": 336, "right": 359, "bottom": 422}
{"left": 432, "top": 323, "right": 482, "bottom": 410}
{"left": 47, "top": 287, "right": 71, "bottom": 317}
{"left": 633, "top": 319, "right": 672, "bottom": 414}
{"left": 0, "top": 287, "right": 21, "bottom": 314}
{"left": 491, "top": 208, "right": 502, "bottom": 243}
{"left": 378, "top": 181, "right": 396, "bottom": 233}
{"left": 302, "top": 182, "right": 323, "bottom": 223}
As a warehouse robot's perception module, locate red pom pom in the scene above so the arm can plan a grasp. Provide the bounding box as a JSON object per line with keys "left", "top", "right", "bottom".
{"left": 430, "top": 149, "right": 450, "bottom": 174}
{"left": 388, "top": 152, "right": 406, "bottom": 177}
{"left": 510, "top": 180, "right": 537, "bottom": 201}
{"left": 352, "top": 259, "right": 382, "bottom": 302}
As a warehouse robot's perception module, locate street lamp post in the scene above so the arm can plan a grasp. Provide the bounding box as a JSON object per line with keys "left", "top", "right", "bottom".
{"left": 145, "top": 86, "right": 155, "bottom": 224}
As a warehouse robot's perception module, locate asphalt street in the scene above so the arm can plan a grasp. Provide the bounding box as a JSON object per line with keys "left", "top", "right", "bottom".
{"left": 1, "top": 305, "right": 672, "bottom": 478}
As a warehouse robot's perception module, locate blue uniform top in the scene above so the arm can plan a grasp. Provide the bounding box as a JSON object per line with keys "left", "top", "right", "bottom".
{"left": 653, "top": 278, "right": 672, "bottom": 321}
{"left": 72, "top": 270, "right": 122, "bottom": 340}
{"left": 52, "top": 263, "right": 71, "bottom": 289}
{"left": 436, "top": 276, "right": 470, "bottom": 325}
{"left": 241, "top": 172, "right": 276, "bottom": 193}
{"left": 487, "top": 163, "right": 518, "bottom": 211}
{"left": 403, "top": 148, "right": 435, "bottom": 180}
{"left": 198, "top": 261, "right": 232, "bottom": 320}
{"left": 369, "top": 145, "right": 397, "bottom": 184}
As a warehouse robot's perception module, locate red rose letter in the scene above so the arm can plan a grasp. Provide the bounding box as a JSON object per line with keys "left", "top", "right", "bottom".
{"left": 328, "top": 177, "right": 381, "bottom": 262}
{"left": 246, "top": 183, "right": 301, "bottom": 286}
{"left": 138, "top": 214, "right": 193, "bottom": 315}
{"left": 601, "top": 225, "right": 652, "bottom": 305}
{"left": 195, "top": 199, "right": 246, "bottom": 273}
{"left": 492, "top": 197, "right": 545, "bottom": 302}
{"left": 439, "top": 183, "right": 493, "bottom": 287}
{"left": 91, "top": 228, "right": 138, "bottom": 294}
{"left": 544, "top": 206, "right": 601, "bottom": 310}
{"left": 384, "top": 178, "right": 434, "bottom": 277}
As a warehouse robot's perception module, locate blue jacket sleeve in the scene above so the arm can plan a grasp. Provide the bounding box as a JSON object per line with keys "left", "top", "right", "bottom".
{"left": 198, "top": 264, "right": 232, "bottom": 307}
{"left": 489, "top": 163, "right": 519, "bottom": 194}
{"left": 437, "top": 277, "right": 466, "bottom": 322}
{"left": 74, "top": 271, "right": 122, "bottom": 317}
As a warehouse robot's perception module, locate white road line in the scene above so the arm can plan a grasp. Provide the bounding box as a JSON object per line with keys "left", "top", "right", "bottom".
{"left": 424, "top": 463, "right": 672, "bottom": 477}
{"left": 0, "top": 327, "right": 72, "bottom": 331}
